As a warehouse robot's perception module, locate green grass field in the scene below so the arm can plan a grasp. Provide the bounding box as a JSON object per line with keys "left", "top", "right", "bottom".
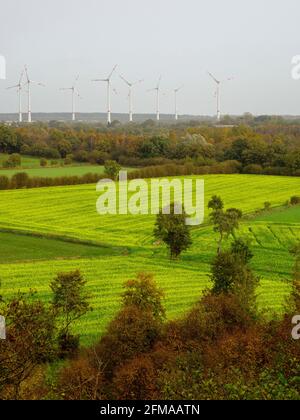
{"left": 0, "top": 174, "right": 299, "bottom": 345}
{"left": 0, "top": 153, "right": 133, "bottom": 178}
{"left": 0, "top": 154, "right": 44, "bottom": 168}
{"left": 255, "top": 204, "right": 300, "bottom": 223}
{"left": 0, "top": 231, "right": 119, "bottom": 263}
{"left": 0, "top": 164, "right": 109, "bottom": 178}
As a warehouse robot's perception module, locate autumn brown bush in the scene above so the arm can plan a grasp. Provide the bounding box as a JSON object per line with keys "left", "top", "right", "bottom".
{"left": 112, "top": 356, "right": 157, "bottom": 400}
{"left": 56, "top": 353, "right": 105, "bottom": 400}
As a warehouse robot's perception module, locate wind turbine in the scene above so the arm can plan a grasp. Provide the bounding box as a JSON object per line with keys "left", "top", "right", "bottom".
{"left": 92, "top": 65, "right": 117, "bottom": 124}
{"left": 174, "top": 85, "right": 183, "bottom": 121}
{"left": 7, "top": 70, "right": 25, "bottom": 123}
{"left": 208, "top": 72, "right": 233, "bottom": 121}
{"left": 60, "top": 76, "right": 81, "bottom": 121}
{"left": 120, "top": 75, "right": 143, "bottom": 122}
{"left": 24, "top": 65, "right": 45, "bottom": 123}
{"left": 148, "top": 76, "right": 162, "bottom": 121}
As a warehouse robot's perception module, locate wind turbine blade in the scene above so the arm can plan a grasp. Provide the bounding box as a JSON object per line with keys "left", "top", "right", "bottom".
{"left": 120, "top": 75, "right": 131, "bottom": 86}
{"left": 108, "top": 64, "right": 117, "bottom": 80}
{"left": 208, "top": 72, "right": 219, "bottom": 84}
{"left": 6, "top": 85, "right": 19, "bottom": 90}
{"left": 74, "top": 89, "right": 82, "bottom": 98}
{"left": 24, "top": 65, "right": 30, "bottom": 83}
{"left": 92, "top": 79, "right": 107, "bottom": 82}
{"left": 175, "top": 85, "right": 184, "bottom": 92}
{"left": 157, "top": 76, "right": 162, "bottom": 89}
{"left": 19, "top": 70, "right": 24, "bottom": 85}
{"left": 60, "top": 88, "right": 72, "bottom": 91}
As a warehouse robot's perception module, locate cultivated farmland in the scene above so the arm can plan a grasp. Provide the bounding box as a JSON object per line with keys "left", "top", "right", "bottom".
{"left": 0, "top": 174, "right": 299, "bottom": 345}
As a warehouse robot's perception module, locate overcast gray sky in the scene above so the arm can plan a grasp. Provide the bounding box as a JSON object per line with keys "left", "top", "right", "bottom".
{"left": 0, "top": 0, "right": 300, "bottom": 116}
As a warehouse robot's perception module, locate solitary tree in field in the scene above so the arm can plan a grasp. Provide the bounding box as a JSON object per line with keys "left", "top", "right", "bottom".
{"left": 208, "top": 195, "right": 243, "bottom": 254}
{"left": 50, "top": 270, "right": 90, "bottom": 357}
{"left": 154, "top": 203, "right": 192, "bottom": 260}
{"left": 104, "top": 160, "right": 121, "bottom": 181}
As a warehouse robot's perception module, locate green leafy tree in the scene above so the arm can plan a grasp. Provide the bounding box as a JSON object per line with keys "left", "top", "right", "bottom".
{"left": 0, "top": 126, "right": 19, "bottom": 154}
{"left": 210, "top": 239, "right": 259, "bottom": 313}
{"left": 104, "top": 160, "right": 121, "bottom": 181}
{"left": 95, "top": 273, "right": 164, "bottom": 378}
{"left": 208, "top": 196, "right": 242, "bottom": 254}
{"left": 122, "top": 272, "right": 165, "bottom": 322}
{"left": 50, "top": 270, "right": 90, "bottom": 357}
{"left": 154, "top": 203, "right": 192, "bottom": 260}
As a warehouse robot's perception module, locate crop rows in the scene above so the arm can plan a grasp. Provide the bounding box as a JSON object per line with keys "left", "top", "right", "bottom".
{"left": 0, "top": 174, "right": 299, "bottom": 344}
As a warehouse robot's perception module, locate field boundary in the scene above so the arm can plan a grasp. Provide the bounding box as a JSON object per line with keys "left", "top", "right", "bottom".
{"left": 0, "top": 225, "right": 128, "bottom": 254}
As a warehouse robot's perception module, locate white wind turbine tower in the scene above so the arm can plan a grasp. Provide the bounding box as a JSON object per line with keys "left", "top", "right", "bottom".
{"left": 148, "top": 76, "right": 162, "bottom": 121}
{"left": 7, "top": 70, "right": 25, "bottom": 123}
{"left": 92, "top": 65, "right": 117, "bottom": 124}
{"left": 120, "top": 75, "right": 143, "bottom": 122}
{"left": 208, "top": 72, "right": 233, "bottom": 121}
{"left": 24, "top": 65, "right": 45, "bottom": 123}
{"left": 60, "top": 76, "right": 81, "bottom": 121}
{"left": 174, "top": 85, "right": 183, "bottom": 121}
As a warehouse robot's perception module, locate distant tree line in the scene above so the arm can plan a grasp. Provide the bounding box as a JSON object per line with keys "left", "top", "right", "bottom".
{"left": 1, "top": 122, "right": 300, "bottom": 177}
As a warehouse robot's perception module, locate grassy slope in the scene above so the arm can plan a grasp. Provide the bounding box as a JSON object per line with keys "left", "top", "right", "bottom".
{"left": 0, "top": 174, "right": 299, "bottom": 246}
{"left": 0, "top": 174, "right": 299, "bottom": 345}
{"left": 254, "top": 205, "right": 300, "bottom": 223}
{"left": 0, "top": 231, "right": 118, "bottom": 263}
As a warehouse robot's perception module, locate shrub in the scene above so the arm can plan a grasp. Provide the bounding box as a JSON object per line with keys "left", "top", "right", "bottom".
{"left": 95, "top": 306, "right": 162, "bottom": 378}
{"left": 2, "top": 153, "right": 21, "bottom": 168}
{"left": 11, "top": 172, "right": 29, "bottom": 189}
{"left": 64, "top": 155, "right": 73, "bottom": 165}
{"left": 290, "top": 196, "right": 300, "bottom": 206}
{"left": 56, "top": 354, "right": 105, "bottom": 400}
{"left": 244, "top": 164, "right": 263, "bottom": 174}
{"left": 40, "top": 158, "right": 47, "bottom": 167}
{"left": 113, "top": 356, "right": 157, "bottom": 400}
{"left": 0, "top": 175, "right": 9, "bottom": 190}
